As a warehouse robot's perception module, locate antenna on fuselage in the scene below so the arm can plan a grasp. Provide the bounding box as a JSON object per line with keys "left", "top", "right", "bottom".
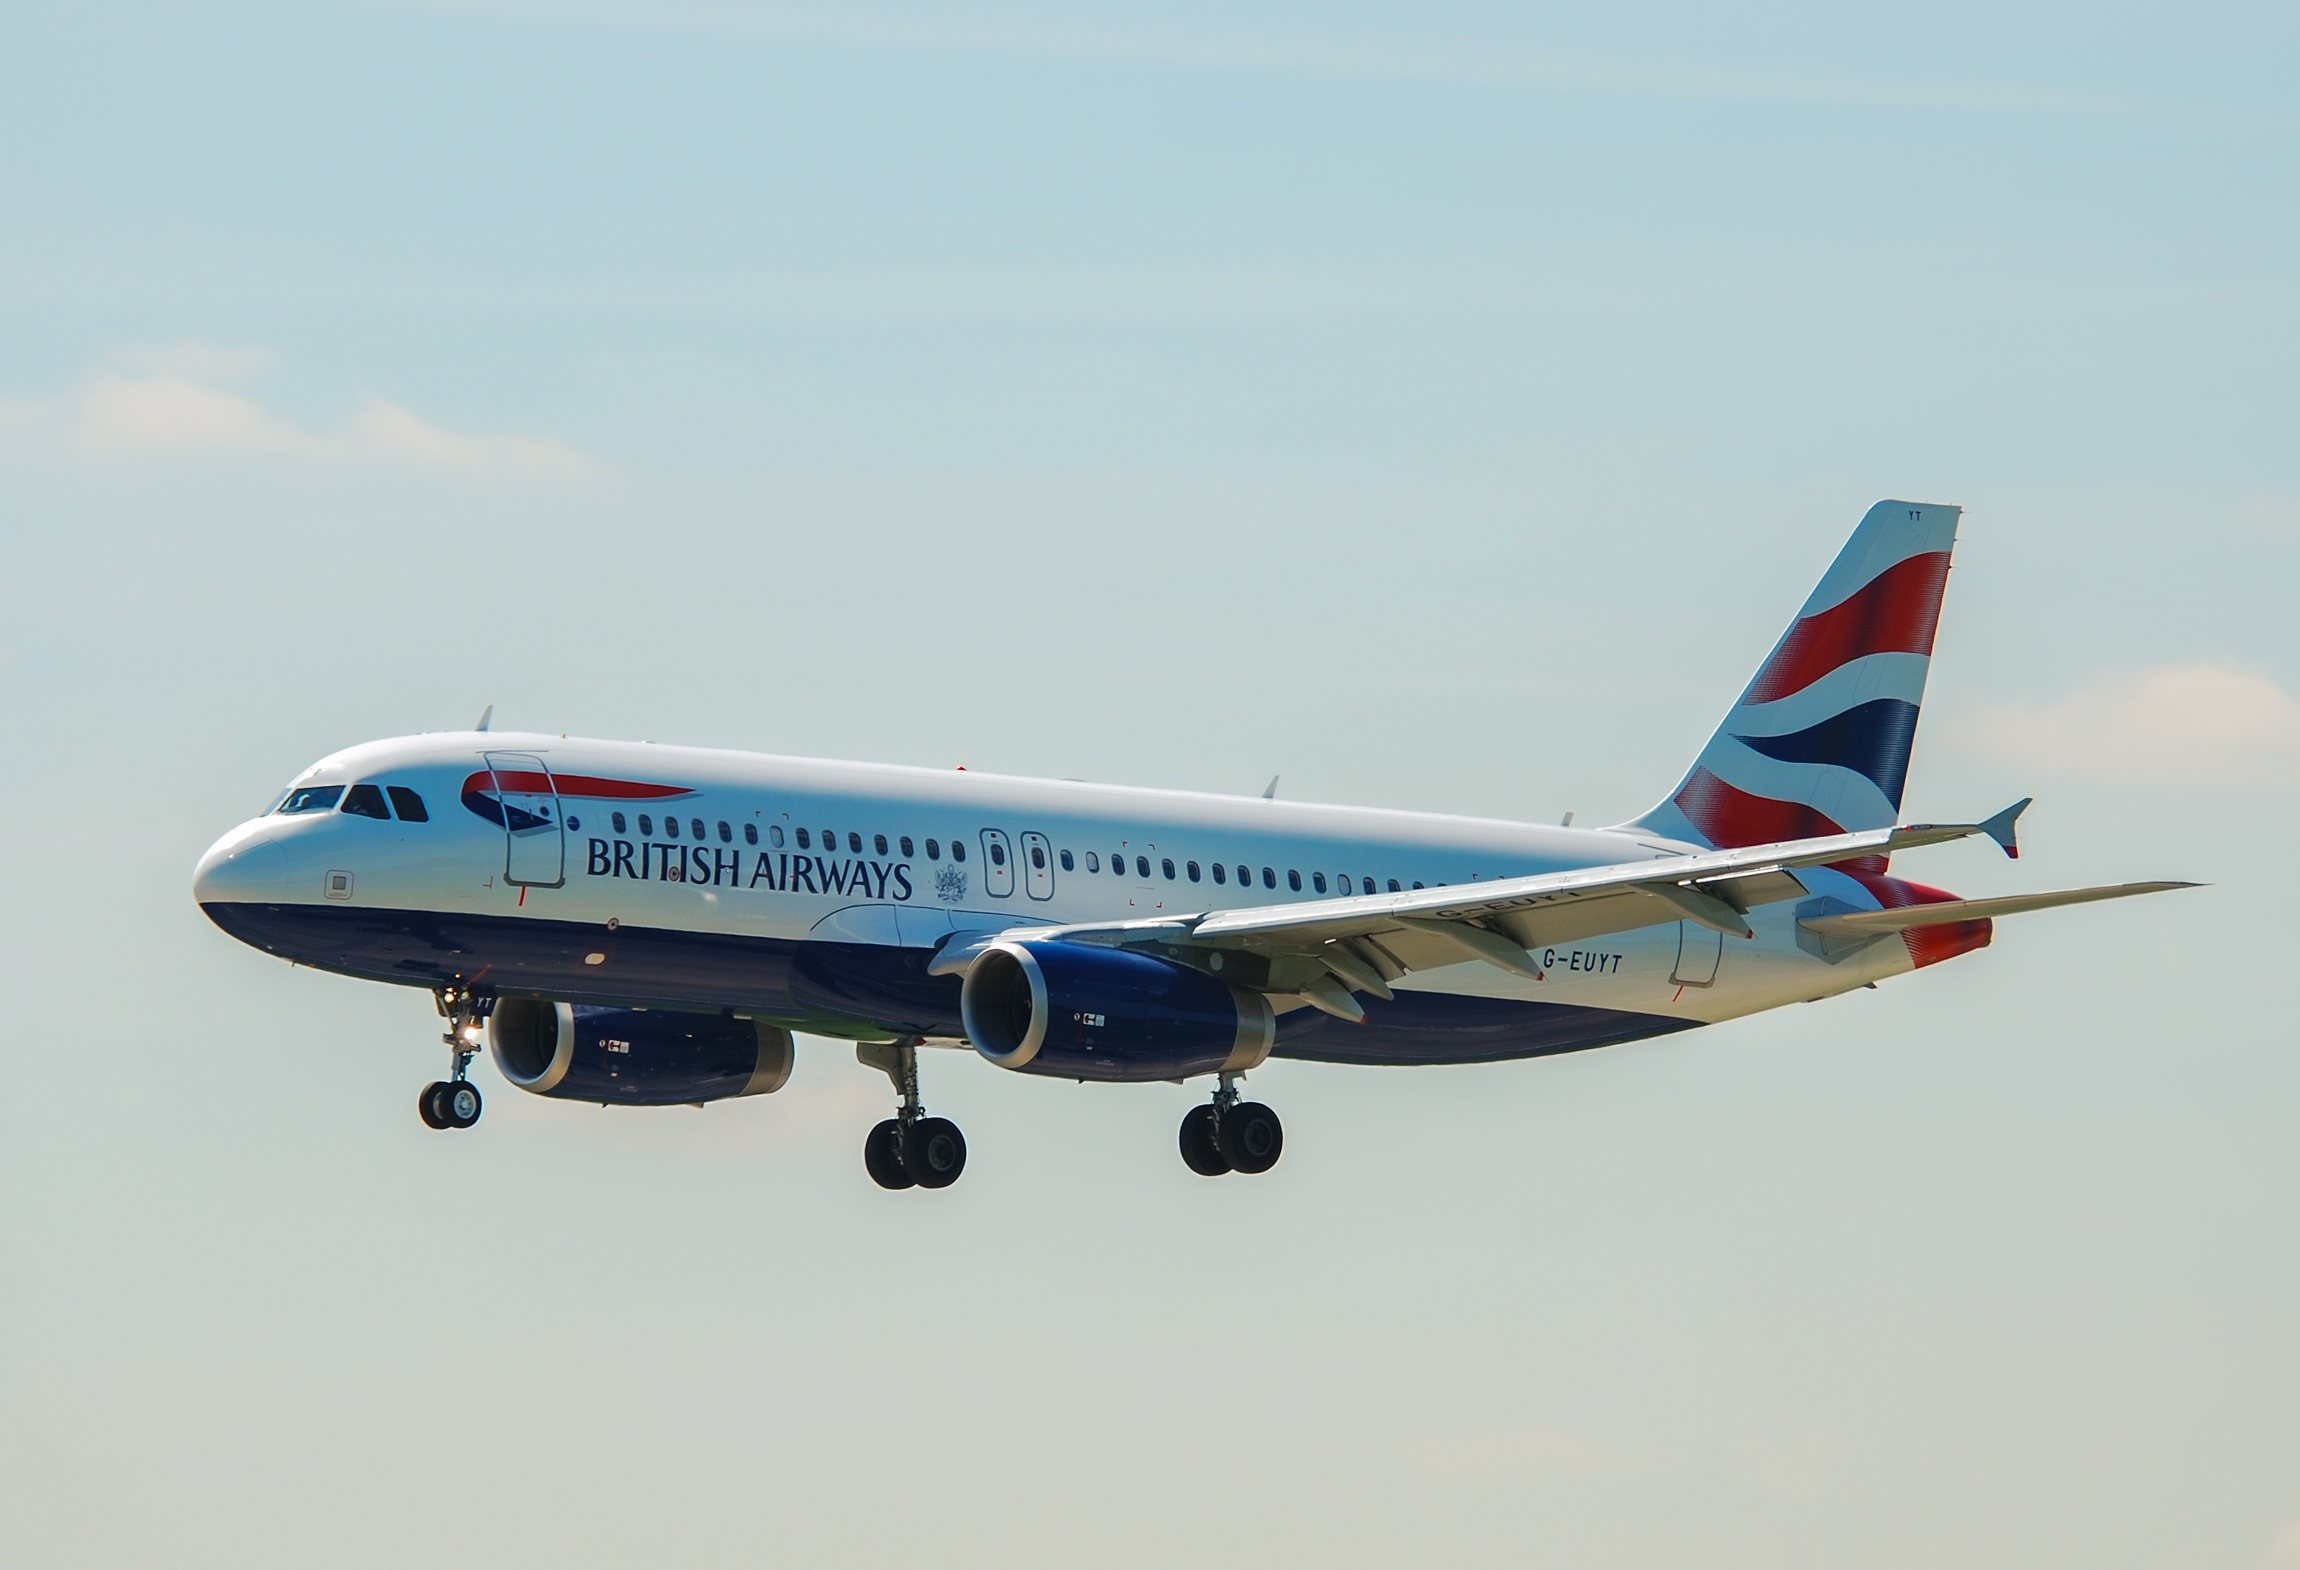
{"left": 474, "top": 703, "right": 493, "bottom": 732}
{"left": 1262, "top": 775, "right": 1279, "bottom": 800}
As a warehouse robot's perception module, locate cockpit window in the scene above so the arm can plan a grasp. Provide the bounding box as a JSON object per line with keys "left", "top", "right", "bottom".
{"left": 340, "top": 784, "right": 390, "bottom": 820}
{"left": 386, "top": 786, "right": 429, "bottom": 822}
{"left": 278, "top": 785, "right": 345, "bottom": 814}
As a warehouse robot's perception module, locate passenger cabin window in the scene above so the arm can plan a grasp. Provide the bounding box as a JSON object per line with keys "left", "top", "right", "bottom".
{"left": 925, "top": 839, "right": 940, "bottom": 860}
{"left": 1337, "top": 875, "right": 1352, "bottom": 894}
{"left": 1110, "top": 851, "right": 1125, "bottom": 875}
{"left": 1289, "top": 870, "right": 1303, "bottom": 891}
{"left": 990, "top": 842, "right": 1007, "bottom": 866}
{"left": 1085, "top": 852, "right": 1100, "bottom": 872}
{"left": 1212, "top": 863, "right": 1226, "bottom": 884}
{"left": 1236, "top": 865, "right": 1250, "bottom": 887}
{"left": 340, "top": 783, "right": 390, "bottom": 820}
{"left": 769, "top": 825, "right": 785, "bottom": 847}
{"left": 796, "top": 828, "right": 811, "bottom": 849}
{"left": 1262, "top": 867, "right": 1276, "bottom": 889}
{"left": 1161, "top": 858, "right": 1175, "bottom": 880}
{"left": 874, "top": 834, "right": 888, "bottom": 856}
{"left": 1031, "top": 846, "right": 1046, "bottom": 869}
{"left": 278, "top": 785, "right": 344, "bottom": 814}
{"left": 1412, "top": 881, "right": 1424, "bottom": 890}
{"left": 1312, "top": 872, "right": 1327, "bottom": 893}
{"left": 1187, "top": 861, "right": 1200, "bottom": 882}
{"left": 1388, "top": 879, "right": 1401, "bottom": 892}
{"left": 694, "top": 819, "right": 707, "bottom": 841}
{"left": 612, "top": 811, "right": 628, "bottom": 834}
{"left": 849, "top": 832, "right": 863, "bottom": 854}
{"left": 822, "top": 829, "right": 835, "bottom": 849}
{"left": 386, "top": 786, "right": 429, "bottom": 822}
{"left": 744, "top": 823, "right": 758, "bottom": 845}
{"left": 638, "top": 814, "right": 655, "bottom": 836}
{"left": 1135, "top": 856, "right": 1150, "bottom": 879}
{"left": 719, "top": 821, "right": 732, "bottom": 843}
{"left": 665, "top": 818, "right": 681, "bottom": 838}
{"left": 1059, "top": 849, "right": 1075, "bottom": 871}
{"left": 900, "top": 837, "right": 914, "bottom": 857}
{"left": 952, "top": 841, "right": 966, "bottom": 862}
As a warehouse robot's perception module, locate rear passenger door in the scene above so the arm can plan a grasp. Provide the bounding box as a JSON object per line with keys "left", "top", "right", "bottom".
{"left": 979, "top": 829, "right": 1015, "bottom": 898}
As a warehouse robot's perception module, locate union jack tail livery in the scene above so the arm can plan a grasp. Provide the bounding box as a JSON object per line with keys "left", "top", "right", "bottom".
{"left": 1634, "top": 499, "right": 1958, "bottom": 852}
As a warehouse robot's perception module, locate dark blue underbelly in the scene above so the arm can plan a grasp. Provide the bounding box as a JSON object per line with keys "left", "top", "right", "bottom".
{"left": 199, "top": 902, "right": 1698, "bottom": 1068}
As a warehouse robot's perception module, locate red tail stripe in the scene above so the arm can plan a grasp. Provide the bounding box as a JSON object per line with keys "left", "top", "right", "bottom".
{"left": 1745, "top": 551, "right": 1952, "bottom": 705}
{"left": 1673, "top": 768, "right": 1886, "bottom": 871}
{"left": 461, "top": 771, "right": 694, "bottom": 800}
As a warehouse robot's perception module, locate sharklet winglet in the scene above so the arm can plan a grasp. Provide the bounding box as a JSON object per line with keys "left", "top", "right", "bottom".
{"left": 1979, "top": 797, "right": 2031, "bottom": 859}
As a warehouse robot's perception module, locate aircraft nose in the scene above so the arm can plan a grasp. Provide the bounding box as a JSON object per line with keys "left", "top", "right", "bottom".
{"left": 193, "top": 829, "right": 285, "bottom": 907}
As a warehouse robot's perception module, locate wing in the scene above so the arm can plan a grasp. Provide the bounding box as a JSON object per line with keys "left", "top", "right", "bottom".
{"left": 928, "top": 806, "right": 2047, "bottom": 1010}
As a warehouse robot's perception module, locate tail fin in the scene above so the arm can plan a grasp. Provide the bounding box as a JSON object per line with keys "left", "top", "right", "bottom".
{"left": 1632, "top": 499, "right": 1961, "bottom": 850}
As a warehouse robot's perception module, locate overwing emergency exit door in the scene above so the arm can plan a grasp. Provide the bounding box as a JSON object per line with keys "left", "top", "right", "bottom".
{"left": 980, "top": 829, "right": 1015, "bottom": 897}
{"left": 486, "top": 751, "right": 565, "bottom": 887}
{"left": 1019, "top": 831, "right": 1055, "bottom": 900}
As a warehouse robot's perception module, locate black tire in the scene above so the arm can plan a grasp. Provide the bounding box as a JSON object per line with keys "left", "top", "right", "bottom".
{"left": 418, "top": 1082, "right": 450, "bottom": 1130}
{"left": 1179, "top": 1105, "right": 1232, "bottom": 1176}
{"left": 444, "top": 1081, "right": 483, "bottom": 1129}
{"left": 902, "top": 1116, "right": 968, "bottom": 1189}
{"left": 864, "top": 1119, "right": 915, "bottom": 1190}
{"left": 1222, "top": 1102, "right": 1283, "bottom": 1174}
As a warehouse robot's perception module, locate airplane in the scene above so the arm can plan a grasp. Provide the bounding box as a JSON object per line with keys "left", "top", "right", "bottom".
{"left": 191, "top": 500, "right": 2192, "bottom": 1189}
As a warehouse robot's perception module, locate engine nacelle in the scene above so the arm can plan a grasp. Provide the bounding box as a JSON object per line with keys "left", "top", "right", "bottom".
{"left": 487, "top": 998, "right": 794, "bottom": 1106}
{"left": 960, "top": 940, "right": 1273, "bottom": 1082}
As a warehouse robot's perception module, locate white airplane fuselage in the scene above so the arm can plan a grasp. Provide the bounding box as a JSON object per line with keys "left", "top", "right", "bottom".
{"left": 192, "top": 729, "right": 1924, "bottom": 1069}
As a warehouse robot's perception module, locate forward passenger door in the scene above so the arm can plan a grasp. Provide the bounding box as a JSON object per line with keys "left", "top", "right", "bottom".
{"left": 486, "top": 751, "right": 565, "bottom": 888}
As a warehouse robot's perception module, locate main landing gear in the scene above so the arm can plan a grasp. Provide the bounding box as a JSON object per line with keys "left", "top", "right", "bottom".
{"left": 419, "top": 984, "right": 490, "bottom": 1132}
{"left": 1179, "top": 1072, "right": 1282, "bottom": 1178}
{"left": 857, "top": 1040, "right": 967, "bottom": 1191}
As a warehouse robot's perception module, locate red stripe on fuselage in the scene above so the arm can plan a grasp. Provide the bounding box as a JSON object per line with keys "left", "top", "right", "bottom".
{"left": 1745, "top": 551, "right": 1952, "bottom": 705}
{"left": 461, "top": 771, "right": 695, "bottom": 800}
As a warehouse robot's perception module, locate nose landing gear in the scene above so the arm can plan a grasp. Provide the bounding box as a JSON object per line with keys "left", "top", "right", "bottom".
{"left": 1178, "top": 1072, "right": 1282, "bottom": 1177}
{"left": 857, "top": 1041, "right": 968, "bottom": 1191}
{"left": 421, "top": 984, "right": 492, "bottom": 1132}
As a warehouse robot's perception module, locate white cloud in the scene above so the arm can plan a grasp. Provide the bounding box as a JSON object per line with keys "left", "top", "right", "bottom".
{"left": 347, "top": 398, "right": 600, "bottom": 480}
{"left": 113, "top": 341, "right": 281, "bottom": 383}
{"left": 61, "top": 359, "right": 602, "bottom": 482}
{"left": 79, "top": 375, "right": 316, "bottom": 456}
{"left": 1952, "top": 663, "right": 2300, "bottom": 787}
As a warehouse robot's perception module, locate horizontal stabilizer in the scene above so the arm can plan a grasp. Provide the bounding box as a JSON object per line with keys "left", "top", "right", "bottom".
{"left": 1797, "top": 881, "right": 2197, "bottom": 936}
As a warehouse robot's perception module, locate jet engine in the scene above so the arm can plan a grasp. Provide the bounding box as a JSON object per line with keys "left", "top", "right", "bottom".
{"left": 487, "top": 998, "right": 794, "bottom": 1105}
{"left": 960, "top": 940, "right": 1273, "bottom": 1082}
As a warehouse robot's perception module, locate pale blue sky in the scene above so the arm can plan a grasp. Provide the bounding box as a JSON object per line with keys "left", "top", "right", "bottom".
{"left": 3, "top": 4, "right": 2296, "bottom": 1566}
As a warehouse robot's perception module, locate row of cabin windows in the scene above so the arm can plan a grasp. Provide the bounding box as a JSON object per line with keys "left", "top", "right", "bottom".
{"left": 278, "top": 783, "right": 429, "bottom": 822}
{"left": 596, "top": 811, "right": 1419, "bottom": 897}
{"left": 280, "top": 786, "right": 1426, "bottom": 896}
{"left": 604, "top": 813, "right": 967, "bottom": 865}
{"left": 1052, "top": 847, "right": 1419, "bottom": 894}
